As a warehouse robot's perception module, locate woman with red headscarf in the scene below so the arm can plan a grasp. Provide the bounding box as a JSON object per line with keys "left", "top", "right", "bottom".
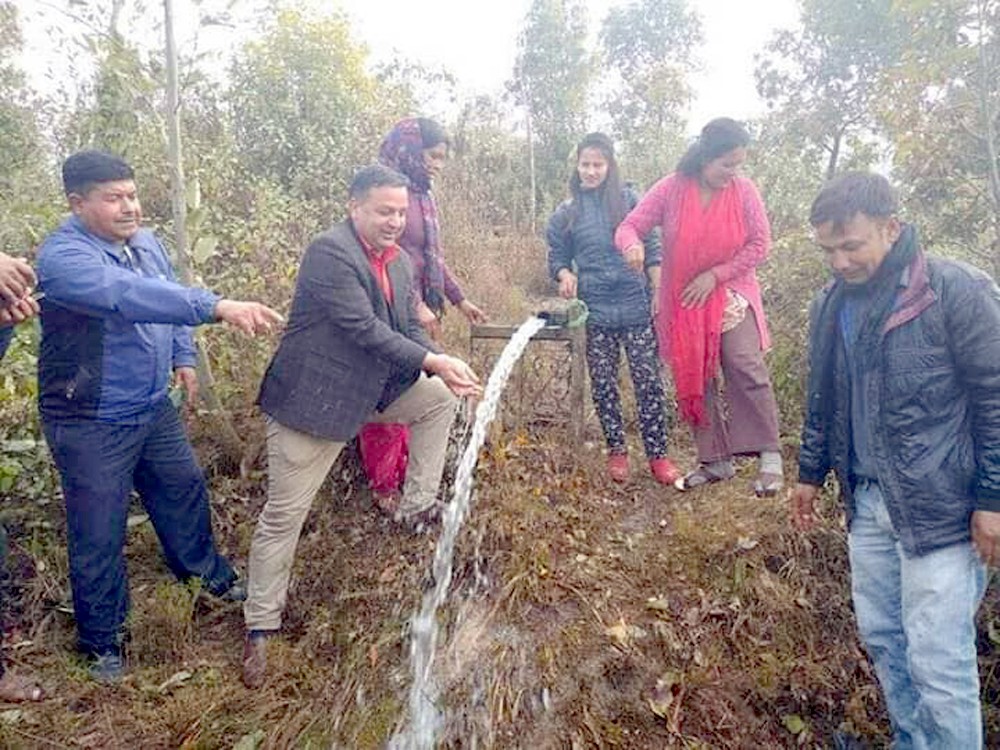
{"left": 615, "top": 118, "right": 783, "bottom": 496}
{"left": 359, "top": 118, "right": 486, "bottom": 510}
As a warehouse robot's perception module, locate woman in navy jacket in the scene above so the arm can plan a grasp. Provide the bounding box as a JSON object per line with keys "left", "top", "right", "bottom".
{"left": 547, "top": 133, "right": 679, "bottom": 484}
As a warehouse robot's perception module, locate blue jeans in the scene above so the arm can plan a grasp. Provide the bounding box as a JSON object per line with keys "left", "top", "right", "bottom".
{"left": 848, "top": 479, "right": 987, "bottom": 749}
{"left": 43, "top": 398, "right": 235, "bottom": 654}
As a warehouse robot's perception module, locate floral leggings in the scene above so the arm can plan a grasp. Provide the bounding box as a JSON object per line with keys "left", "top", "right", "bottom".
{"left": 585, "top": 322, "right": 670, "bottom": 459}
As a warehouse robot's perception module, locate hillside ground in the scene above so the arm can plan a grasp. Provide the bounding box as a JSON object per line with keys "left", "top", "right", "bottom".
{"left": 1, "top": 398, "right": 998, "bottom": 748}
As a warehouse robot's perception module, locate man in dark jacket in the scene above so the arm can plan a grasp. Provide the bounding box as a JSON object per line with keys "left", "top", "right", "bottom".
{"left": 37, "top": 150, "right": 283, "bottom": 682}
{"left": 791, "top": 172, "right": 1000, "bottom": 749}
{"left": 242, "top": 164, "right": 480, "bottom": 688}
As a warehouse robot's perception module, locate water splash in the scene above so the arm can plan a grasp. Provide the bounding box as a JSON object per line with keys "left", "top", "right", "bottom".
{"left": 391, "top": 316, "right": 547, "bottom": 750}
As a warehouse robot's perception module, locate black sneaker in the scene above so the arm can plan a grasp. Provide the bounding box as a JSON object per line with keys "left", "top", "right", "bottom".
{"left": 210, "top": 572, "right": 247, "bottom": 603}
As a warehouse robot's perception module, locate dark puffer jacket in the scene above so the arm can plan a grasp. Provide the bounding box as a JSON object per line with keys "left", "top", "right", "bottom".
{"left": 546, "top": 187, "right": 661, "bottom": 328}
{"left": 798, "top": 245, "right": 1000, "bottom": 556}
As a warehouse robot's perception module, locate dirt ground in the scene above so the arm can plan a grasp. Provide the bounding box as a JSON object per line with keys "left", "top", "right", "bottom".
{"left": 0, "top": 420, "right": 998, "bottom": 749}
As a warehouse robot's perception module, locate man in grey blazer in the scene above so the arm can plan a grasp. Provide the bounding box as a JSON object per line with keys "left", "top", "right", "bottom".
{"left": 243, "top": 164, "right": 481, "bottom": 687}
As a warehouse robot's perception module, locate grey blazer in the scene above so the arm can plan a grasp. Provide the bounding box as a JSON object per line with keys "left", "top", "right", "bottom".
{"left": 257, "top": 220, "right": 436, "bottom": 441}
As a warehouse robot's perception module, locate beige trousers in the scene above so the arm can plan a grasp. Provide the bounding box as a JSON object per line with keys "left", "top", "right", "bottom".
{"left": 244, "top": 374, "right": 457, "bottom": 630}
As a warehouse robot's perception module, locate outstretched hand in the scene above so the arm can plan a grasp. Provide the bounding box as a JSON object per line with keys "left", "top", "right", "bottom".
{"left": 458, "top": 299, "right": 488, "bottom": 325}
{"left": 215, "top": 300, "right": 284, "bottom": 336}
{"left": 424, "top": 353, "right": 482, "bottom": 398}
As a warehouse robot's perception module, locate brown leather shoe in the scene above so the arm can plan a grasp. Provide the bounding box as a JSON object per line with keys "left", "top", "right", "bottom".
{"left": 242, "top": 631, "right": 269, "bottom": 689}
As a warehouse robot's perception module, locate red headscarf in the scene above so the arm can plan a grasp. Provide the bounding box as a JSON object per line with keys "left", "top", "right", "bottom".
{"left": 664, "top": 178, "right": 745, "bottom": 425}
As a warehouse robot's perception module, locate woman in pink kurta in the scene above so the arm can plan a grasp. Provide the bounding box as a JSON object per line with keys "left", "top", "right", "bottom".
{"left": 614, "top": 118, "right": 783, "bottom": 495}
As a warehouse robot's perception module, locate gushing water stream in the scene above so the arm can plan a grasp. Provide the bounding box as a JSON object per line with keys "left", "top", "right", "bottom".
{"left": 390, "top": 316, "right": 547, "bottom": 750}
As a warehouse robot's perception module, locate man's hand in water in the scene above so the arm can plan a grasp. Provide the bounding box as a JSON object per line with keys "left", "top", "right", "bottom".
{"left": 423, "top": 353, "right": 482, "bottom": 397}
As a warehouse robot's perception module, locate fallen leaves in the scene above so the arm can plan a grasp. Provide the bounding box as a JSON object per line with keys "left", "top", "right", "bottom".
{"left": 647, "top": 670, "right": 685, "bottom": 733}
{"left": 604, "top": 618, "right": 648, "bottom": 649}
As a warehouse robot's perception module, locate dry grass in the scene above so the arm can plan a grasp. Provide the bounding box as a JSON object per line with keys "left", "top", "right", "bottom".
{"left": 7, "top": 422, "right": 999, "bottom": 748}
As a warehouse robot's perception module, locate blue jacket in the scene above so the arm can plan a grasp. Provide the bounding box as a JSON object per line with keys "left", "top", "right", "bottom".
{"left": 37, "top": 216, "right": 219, "bottom": 423}
{"left": 546, "top": 186, "right": 661, "bottom": 328}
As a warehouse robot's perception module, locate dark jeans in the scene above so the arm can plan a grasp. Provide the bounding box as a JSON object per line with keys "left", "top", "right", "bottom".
{"left": 585, "top": 322, "right": 671, "bottom": 459}
{"left": 43, "top": 398, "right": 234, "bottom": 654}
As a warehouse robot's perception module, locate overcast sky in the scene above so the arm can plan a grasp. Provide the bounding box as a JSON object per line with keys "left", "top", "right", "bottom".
{"left": 335, "top": 0, "right": 801, "bottom": 130}
{"left": 19, "top": 0, "right": 801, "bottom": 132}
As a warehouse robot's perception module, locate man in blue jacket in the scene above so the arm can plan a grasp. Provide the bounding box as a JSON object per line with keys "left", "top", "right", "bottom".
{"left": 791, "top": 172, "right": 1000, "bottom": 748}
{"left": 37, "top": 150, "right": 283, "bottom": 682}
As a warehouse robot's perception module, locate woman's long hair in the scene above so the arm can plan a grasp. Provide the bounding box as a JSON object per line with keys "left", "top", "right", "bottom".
{"left": 676, "top": 118, "right": 750, "bottom": 178}
{"left": 566, "top": 132, "right": 627, "bottom": 231}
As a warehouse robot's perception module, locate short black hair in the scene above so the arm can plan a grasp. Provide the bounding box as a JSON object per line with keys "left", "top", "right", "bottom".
{"left": 62, "top": 150, "right": 134, "bottom": 195}
{"left": 348, "top": 164, "right": 410, "bottom": 200}
{"left": 676, "top": 118, "right": 750, "bottom": 177}
{"left": 809, "top": 171, "right": 899, "bottom": 230}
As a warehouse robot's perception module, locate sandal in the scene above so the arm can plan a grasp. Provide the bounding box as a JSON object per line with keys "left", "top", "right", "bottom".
{"left": 0, "top": 671, "right": 44, "bottom": 702}
{"left": 753, "top": 472, "right": 784, "bottom": 498}
{"left": 674, "top": 463, "right": 735, "bottom": 492}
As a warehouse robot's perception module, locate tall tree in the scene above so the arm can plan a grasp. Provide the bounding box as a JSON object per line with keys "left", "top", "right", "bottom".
{"left": 0, "top": 1, "right": 54, "bottom": 253}
{"left": 227, "top": 8, "right": 390, "bottom": 215}
{"left": 446, "top": 95, "right": 534, "bottom": 231}
{"left": 510, "top": 0, "right": 593, "bottom": 218}
{"left": 0, "top": 2, "right": 37, "bottom": 177}
{"left": 879, "top": 0, "right": 1000, "bottom": 272}
{"left": 755, "top": 0, "right": 903, "bottom": 179}
{"left": 599, "top": 0, "right": 701, "bottom": 186}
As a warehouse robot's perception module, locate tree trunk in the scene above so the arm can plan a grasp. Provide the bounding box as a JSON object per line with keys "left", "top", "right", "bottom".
{"left": 825, "top": 128, "right": 843, "bottom": 181}
{"left": 109, "top": 0, "right": 125, "bottom": 37}
{"left": 163, "top": 0, "right": 244, "bottom": 464}
{"left": 526, "top": 105, "right": 537, "bottom": 235}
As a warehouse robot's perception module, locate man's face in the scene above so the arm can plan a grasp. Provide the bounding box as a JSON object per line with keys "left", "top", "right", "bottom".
{"left": 815, "top": 213, "right": 901, "bottom": 285}
{"left": 349, "top": 185, "right": 408, "bottom": 250}
{"left": 69, "top": 180, "right": 142, "bottom": 243}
